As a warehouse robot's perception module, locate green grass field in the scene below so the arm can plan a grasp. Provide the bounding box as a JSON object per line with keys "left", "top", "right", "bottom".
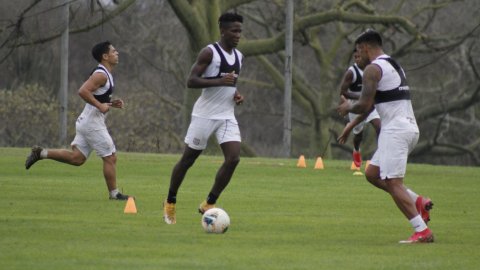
{"left": 1, "top": 147, "right": 480, "bottom": 269}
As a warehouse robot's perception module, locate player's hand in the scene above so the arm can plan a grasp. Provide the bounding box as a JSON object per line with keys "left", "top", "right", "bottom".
{"left": 338, "top": 95, "right": 350, "bottom": 117}
{"left": 221, "top": 71, "right": 236, "bottom": 86}
{"left": 110, "top": 98, "right": 124, "bottom": 109}
{"left": 234, "top": 93, "right": 244, "bottom": 105}
{"left": 337, "top": 127, "right": 351, "bottom": 145}
{"left": 98, "top": 103, "right": 111, "bottom": 114}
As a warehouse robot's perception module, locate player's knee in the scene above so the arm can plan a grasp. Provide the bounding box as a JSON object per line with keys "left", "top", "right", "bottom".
{"left": 365, "top": 168, "right": 378, "bottom": 182}
{"left": 72, "top": 158, "right": 86, "bottom": 166}
{"left": 180, "top": 156, "right": 197, "bottom": 168}
{"left": 225, "top": 155, "right": 240, "bottom": 167}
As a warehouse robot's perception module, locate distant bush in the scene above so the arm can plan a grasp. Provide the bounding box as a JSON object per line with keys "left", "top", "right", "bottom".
{"left": 0, "top": 84, "right": 183, "bottom": 153}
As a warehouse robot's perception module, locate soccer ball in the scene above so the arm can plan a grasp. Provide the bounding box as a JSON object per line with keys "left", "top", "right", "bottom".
{"left": 201, "top": 208, "right": 230, "bottom": 234}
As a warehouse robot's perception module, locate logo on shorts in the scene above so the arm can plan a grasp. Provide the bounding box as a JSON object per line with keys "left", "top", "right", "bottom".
{"left": 193, "top": 138, "right": 200, "bottom": 145}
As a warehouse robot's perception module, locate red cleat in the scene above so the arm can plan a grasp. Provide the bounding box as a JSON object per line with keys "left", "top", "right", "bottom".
{"left": 416, "top": 196, "right": 433, "bottom": 224}
{"left": 399, "top": 228, "right": 434, "bottom": 243}
{"left": 353, "top": 150, "right": 362, "bottom": 167}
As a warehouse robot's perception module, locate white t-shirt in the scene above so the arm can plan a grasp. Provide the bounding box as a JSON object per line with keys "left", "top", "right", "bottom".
{"left": 371, "top": 55, "right": 418, "bottom": 133}
{"left": 76, "top": 64, "right": 114, "bottom": 131}
{"left": 191, "top": 43, "right": 243, "bottom": 120}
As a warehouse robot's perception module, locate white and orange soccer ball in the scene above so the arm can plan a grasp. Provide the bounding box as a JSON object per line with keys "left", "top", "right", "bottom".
{"left": 201, "top": 208, "right": 230, "bottom": 234}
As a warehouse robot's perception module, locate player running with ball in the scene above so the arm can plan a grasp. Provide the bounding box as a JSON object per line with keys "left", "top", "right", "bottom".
{"left": 162, "top": 12, "right": 245, "bottom": 224}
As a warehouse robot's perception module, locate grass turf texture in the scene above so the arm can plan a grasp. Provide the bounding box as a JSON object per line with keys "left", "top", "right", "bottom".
{"left": 1, "top": 147, "right": 480, "bottom": 269}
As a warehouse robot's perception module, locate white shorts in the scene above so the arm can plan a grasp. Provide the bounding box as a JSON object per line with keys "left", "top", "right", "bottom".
{"left": 71, "top": 128, "right": 116, "bottom": 159}
{"left": 184, "top": 117, "right": 241, "bottom": 150}
{"left": 348, "top": 108, "right": 380, "bottom": 135}
{"left": 370, "top": 132, "right": 419, "bottom": 180}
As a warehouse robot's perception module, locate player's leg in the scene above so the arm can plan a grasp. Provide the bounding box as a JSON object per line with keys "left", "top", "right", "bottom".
{"left": 199, "top": 141, "right": 240, "bottom": 214}
{"left": 212, "top": 141, "right": 241, "bottom": 195}
{"left": 169, "top": 145, "right": 203, "bottom": 194}
{"left": 198, "top": 119, "right": 241, "bottom": 214}
{"left": 43, "top": 146, "right": 87, "bottom": 166}
{"left": 353, "top": 130, "right": 363, "bottom": 153}
{"left": 369, "top": 118, "right": 381, "bottom": 137}
{"left": 365, "top": 163, "right": 387, "bottom": 191}
{"left": 349, "top": 113, "right": 365, "bottom": 167}
{"left": 88, "top": 129, "right": 131, "bottom": 200}
{"left": 164, "top": 117, "right": 210, "bottom": 224}
{"left": 26, "top": 139, "right": 88, "bottom": 169}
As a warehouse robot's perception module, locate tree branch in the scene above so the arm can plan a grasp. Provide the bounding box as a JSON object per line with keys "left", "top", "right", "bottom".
{"left": 11, "top": 0, "right": 137, "bottom": 47}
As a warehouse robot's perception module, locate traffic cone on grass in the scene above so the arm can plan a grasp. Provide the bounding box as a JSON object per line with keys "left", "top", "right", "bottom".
{"left": 297, "top": 155, "right": 306, "bottom": 167}
{"left": 124, "top": 197, "right": 137, "bottom": 213}
{"left": 350, "top": 161, "right": 360, "bottom": 171}
{"left": 314, "top": 157, "right": 324, "bottom": 169}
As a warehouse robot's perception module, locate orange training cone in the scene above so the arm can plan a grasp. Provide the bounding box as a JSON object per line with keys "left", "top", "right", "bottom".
{"left": 365, "top": 160, "right": 370, "bottom": 171}
{"left": 314, "top": 157, "right": 324, "bottom": 169}
{"left": 297, "top": 155, "right": 307, "bottom": 167}
{"left": 124, "top": 197, "right": 137, "bottom": 213}
{"left": 350, "top": 161, "right": 360, "bottom": 171}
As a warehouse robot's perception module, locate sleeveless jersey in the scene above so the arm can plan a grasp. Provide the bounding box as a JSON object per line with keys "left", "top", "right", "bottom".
{"left": 76, "top": 64, "right": 114, "bottom": 131}
{"left": 347, "top": 64, "right": 363, "bottom": 104}
{"left": 348, "top": 64, "right": 363, "bottom": 93}
{"left": 371, "top": 55, "right": 418, "bottom": 133}
{"left": 191, "top": 43, "right": 243, "bottom": 120}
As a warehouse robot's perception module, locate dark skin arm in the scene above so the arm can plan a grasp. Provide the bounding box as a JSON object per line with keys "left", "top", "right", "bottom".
{"left": 338, "top": 64, "right": 381, "bottom": 116}
{"left": 187, "top": 47, "right": 244, "bottom": 105}
{"left": 339, "top": 70, "right": 360, "bottom": 100}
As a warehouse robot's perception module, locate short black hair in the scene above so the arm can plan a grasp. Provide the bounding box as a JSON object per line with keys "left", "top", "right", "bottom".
{"left": 218, "top": 12, "right": 243, "bottom": 30}
{"left": 353, "top": 47, "right": 358, "bottom": 53}
{"left": 355, "top": 29, "right": 382, "bottom": 47}
{"left": 92, "top": 41, "right": 112, "bottom": 63}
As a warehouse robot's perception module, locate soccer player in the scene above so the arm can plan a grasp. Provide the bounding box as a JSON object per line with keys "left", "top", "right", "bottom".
{"left": 338, "top": 30, "right": 434, "bottom": 243}
{"left": 162, "top": 12, "right": 245, "bottom": 225}
{"left": 25, "top": 41, "right": 133, "bottom": 200}
{"left": 338, "top": 47, "right": 381, "bottom": 167}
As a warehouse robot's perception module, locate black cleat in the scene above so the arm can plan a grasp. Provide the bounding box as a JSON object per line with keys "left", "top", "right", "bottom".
{"left": 110, "top": 193, "right": 134, "bottom": 200}
{"left": 26, "top": 145, "right": 43, "bottom": 170}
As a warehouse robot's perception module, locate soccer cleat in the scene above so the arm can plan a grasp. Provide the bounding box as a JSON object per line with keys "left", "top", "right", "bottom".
{"left": 399, "top": 228, "right": 434, "bottom": 243}
{"left": 353, "top": 150, "right": 362, "bottom": 168}
{"left": 163, "top": 200, "right": 176, "bottom": 224}
{"left": 198, "top": 200, "right": 215, "bottom": 214}
{"left": 416, "top": 196, "right": 434, "bottom": 224}
{"left": 25, "top": 145, "right": 43, "bottom": 170}
{"left": 110, "top": 193, "right": 134, "bottom": 200}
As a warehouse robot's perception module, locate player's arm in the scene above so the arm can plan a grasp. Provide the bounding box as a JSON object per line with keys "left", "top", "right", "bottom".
{"left": 187, "top": 47, "right": 235, "bottom": 88}
{"left": 339, "top": 70, "right": 360, "bottom": 100}
{"left": 234, "top": 54, "right": 244, "bottom": 105}
{"left": 78, "top": 73, "right": 111, "bottom": 114}
{"left": 337, "top": 110, "right": 371, "bottom": 145}
{"left": 338, "top": 64, "right": 380, "bottom": 116}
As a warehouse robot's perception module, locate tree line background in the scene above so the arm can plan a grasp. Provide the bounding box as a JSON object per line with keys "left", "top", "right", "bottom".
{"left": 1, "top": 0, "right": 479, "bottom": 166}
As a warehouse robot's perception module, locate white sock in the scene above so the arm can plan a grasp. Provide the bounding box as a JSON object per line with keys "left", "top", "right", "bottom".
{"left": 406, "top": 188, "right": 419, "bottom": 203}
{"left": 109, "top": 189, "right": 119, "bottom": 198}
{"left": 353, "top": 148, "right": 360, "bottom": 153}
{"left": 409, "top": 215, "right": 428, "bottom": 232}
{"left": 40, "top": 149, "right": 48, "bottom": 159}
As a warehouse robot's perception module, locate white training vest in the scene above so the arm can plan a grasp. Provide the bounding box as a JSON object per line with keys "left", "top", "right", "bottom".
{"left": 371, "top": 55, "right": 418, "bottom": 133}
{"left": 191, "top": 43, "right": 243, "bottom": 120}
{"left": 347, "top": 63, "right": 364, "bottom": 104}
{"left": 76, "top": 64, "right": 114, "bottom": 131}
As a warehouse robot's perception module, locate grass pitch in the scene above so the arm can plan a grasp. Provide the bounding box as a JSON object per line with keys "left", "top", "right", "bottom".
{"left": 1, "top": 147, "right": 480, "bottom": 269}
